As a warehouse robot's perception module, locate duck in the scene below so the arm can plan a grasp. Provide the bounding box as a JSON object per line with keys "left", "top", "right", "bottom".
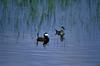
{"left": 55, "top": 26, "right": 65, "bottom": 41}
{"left": 36, "top": 32, "right": 49, "bottom": 47}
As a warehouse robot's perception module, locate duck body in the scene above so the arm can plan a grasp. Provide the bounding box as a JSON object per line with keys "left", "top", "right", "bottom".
{"left": 36, "top": 33, "right": 49, "bottom": 47}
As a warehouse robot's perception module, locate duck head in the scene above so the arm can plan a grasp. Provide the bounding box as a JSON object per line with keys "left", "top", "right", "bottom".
{"left": 44, "top": 32, "right": 49, "bottom": 37}
{"left": 61, "top": 26, "right": 65, "bottom": 30}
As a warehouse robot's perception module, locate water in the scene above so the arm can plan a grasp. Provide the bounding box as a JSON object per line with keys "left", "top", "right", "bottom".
{"left": 0, "top": 33, "right": 100, "bottom": 66}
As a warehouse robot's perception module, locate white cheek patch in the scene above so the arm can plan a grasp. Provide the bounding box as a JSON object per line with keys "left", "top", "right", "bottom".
{"left": 45, "top": 34, "right": 48, "bottom": 36}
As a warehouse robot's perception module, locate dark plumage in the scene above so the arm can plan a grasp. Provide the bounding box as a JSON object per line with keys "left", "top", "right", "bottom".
{"left": 37, "top": 32, "right": 49, "bottom": 47}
